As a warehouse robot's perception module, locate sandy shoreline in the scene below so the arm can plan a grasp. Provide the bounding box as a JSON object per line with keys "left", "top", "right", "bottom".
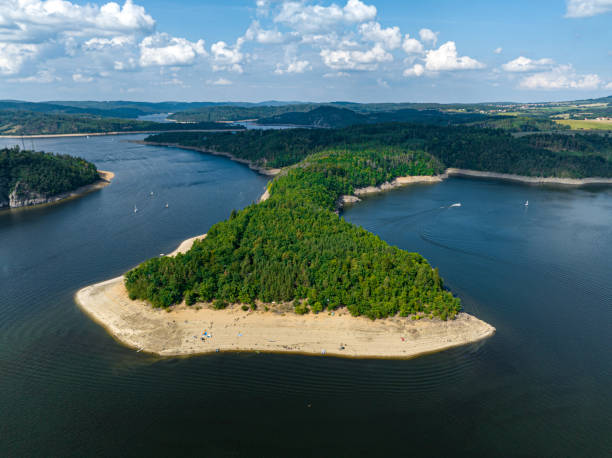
{"left": 1, "top": 170, "right": 114, "bottom": 210}
{"left": 444, "top": 168, "right": 612, "bottom": 186}
{"left": 75, "top": 235, "right": 495, "bottom": 359}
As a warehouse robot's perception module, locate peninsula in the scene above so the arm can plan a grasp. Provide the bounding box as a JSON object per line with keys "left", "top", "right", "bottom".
{"left": 0, "top": 146, "right": 113, "bottom": 209}
{"left": 75, "top": 121, "right": 612, "bottom": 358}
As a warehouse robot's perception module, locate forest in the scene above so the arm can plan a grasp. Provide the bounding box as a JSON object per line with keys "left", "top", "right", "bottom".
{"left": 125, "top": 146, "right": 460, "bottom": 320}
{"left": 0, "top": 147, "right": 99, "bottom": 206}
{"left": 0, "top": 111, "right": 244, "bottom": 136}
{"left": 146, "top": 123, "right": 612, "bottom": 177}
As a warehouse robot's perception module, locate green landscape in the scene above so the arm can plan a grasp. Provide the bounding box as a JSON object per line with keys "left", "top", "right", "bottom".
{"left": 125, "top": 121, "right": 612, "bottom": 318}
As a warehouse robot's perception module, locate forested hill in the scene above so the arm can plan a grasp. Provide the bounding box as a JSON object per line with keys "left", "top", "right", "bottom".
{"left": 146, "top": 123, "right": 612, "bottom": 178}
{"left": 0, "top": 147, "right": 99, "bottom": 208}
{"left": 0, "top": 111, "right": 244, "bottom": 136}
{"left": 125, "top": 146, "right": 459, "bottom": 320}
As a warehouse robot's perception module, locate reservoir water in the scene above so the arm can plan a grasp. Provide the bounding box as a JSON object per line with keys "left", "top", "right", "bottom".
{"left": 1, "top": 136, "right": 611, "bottom": 457}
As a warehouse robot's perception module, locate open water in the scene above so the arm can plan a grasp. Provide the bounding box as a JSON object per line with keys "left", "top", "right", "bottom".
{"left": 1, "top": 135, "right": 610, "bottom": 457}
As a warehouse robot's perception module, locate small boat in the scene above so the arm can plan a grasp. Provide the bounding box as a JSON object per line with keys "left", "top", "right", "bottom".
{"left": 450, "top": 203, "right": 462, "bottom": 208}
{"left": 165, "top": 203, "right": 169, "bottom": 208}
{"left": 134, "top": 205, "right": 138, "bottom": 213}
{"left": 525, "top": 200, "right": 529, "bottom": 206}
{"left": 150, "top": 191, "right": 154, "bottom": 196}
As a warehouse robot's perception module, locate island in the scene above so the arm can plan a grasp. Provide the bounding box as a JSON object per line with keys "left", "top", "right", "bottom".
{"left": 0, "top": 146, "right": 113, "bottom": 209}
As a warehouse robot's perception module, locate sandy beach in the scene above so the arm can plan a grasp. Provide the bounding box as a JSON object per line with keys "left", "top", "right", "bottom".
{"left": 76, "top": 235, "right": 495, "bottom": 359}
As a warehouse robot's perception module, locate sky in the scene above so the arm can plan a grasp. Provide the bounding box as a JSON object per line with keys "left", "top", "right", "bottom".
{"left": 0, "top": 0, "right": 610, "bottom": 103}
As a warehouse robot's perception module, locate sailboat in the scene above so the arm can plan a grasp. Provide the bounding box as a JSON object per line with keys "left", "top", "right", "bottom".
{"left": 525, "top": 200, "right": 529, "bottom": 207}
{"left": 134, "top": 205, "right": 138, "bottom": 213}
{"left": 165, "top": 203, "right": 169, "bottom": 208}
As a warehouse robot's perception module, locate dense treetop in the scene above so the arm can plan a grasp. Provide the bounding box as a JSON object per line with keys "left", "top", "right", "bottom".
{"left": 147, "top": 123, "right": 612, "bottom": 177}
{"left": 0, "top": 111, "right": 244, "bottom": 136}
{"left": 0, "top": 147, "right": 99, "bottom": 204}
{"left": 125, "top": 146, "right": 459, "bottom": 320}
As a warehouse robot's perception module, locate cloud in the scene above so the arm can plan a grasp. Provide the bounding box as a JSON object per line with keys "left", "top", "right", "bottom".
{"left": 244, "top": 21, "right": 284, "bottom": 44}
{"left": 502, "top": 56, "right": 554, "bottom": 72}
{"left": 419, "top": 28, "right": 438, "bottom": 46}
{"left": 211, "top": 40, "right": 244, "bottom": 73}
{"left": 274, "top": 0, "right": 376, "bottom": 32}
{"left": 0, "top": 0, "right": 155, "bottom": 43}
{"left": 494, "top": 47, "right": 502, "bottom": 54}
{"left": 0, "top": 0, "right": 155, "bottom": 74}
{"left": 403, "top": 63, "right": 424, "bottom": 77}
{"left": 0, "top": 43, "right": 39, "bottom": 75}
{"left": 8, "top": 69, "right": 59, "bottom": 83}
{"left": 208, "top": 77, "right": 232, "bottom": 85}
{"left": 566, "top": 0, "right": 612, "bottom": 17}
{"left": 344, "top": 0, "right": 377, "bottom": 22}
{"left": 275, "top": 60, "right": 311, "bottom": 74}
{"left": 424, "top": 41, "right": 484, "bottom": 71}
{"left": 519, "top": 65, "right": 603, "bottom": 89}
{"left": 359, "top": 22, "right": 401, "bottom": 50}
{"left": 84, "top": 35, "right": 135, "bottom": 50}
{"left": 320, "top": 43, "right": 392, "bottom": 70}
{"left": 139, "top": 33, "right": 206, "bottom": 67}
{"left": 402, "top": 34, "right": 424, "bottom": 54}
{"left": 72, "top": 73, "right": 93, "bottom": 83}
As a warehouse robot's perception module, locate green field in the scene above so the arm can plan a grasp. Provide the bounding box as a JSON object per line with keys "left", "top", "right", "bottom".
{"left": 555, "top": 119, "right": 612, "bottom": 130}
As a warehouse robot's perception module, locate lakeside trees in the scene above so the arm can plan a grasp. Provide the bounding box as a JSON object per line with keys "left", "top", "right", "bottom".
{"left": 147, "top": 123, "right": 612, "bottom": 177}
{"left": 0, "top": 147, "right": 99, "bottom": 205}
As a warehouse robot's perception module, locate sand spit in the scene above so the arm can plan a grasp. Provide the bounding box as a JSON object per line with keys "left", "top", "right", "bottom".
{"left": 76, "top": 235, "right": 495, "bottom": 359}
{"left": 137, "top": 141, "right": 281, "bottom": 176}
{"left": 2, "top": 170, "right": 114, "bottom": 210}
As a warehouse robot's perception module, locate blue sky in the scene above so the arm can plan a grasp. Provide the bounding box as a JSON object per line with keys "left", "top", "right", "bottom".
{"left": 0, "top": 0, "right": 610, "bottom": 103}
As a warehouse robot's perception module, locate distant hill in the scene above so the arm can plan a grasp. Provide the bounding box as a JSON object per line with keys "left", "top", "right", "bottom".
{"left": 258, "top": 106, "right": 368, "bottom": 127}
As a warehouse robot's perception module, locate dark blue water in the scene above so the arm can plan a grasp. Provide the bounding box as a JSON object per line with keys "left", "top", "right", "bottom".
{"left": 1, "top": 137, "right": 610, "bottom": 457}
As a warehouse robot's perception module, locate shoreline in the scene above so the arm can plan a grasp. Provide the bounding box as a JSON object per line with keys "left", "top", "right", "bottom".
{"left": 338, "top": 168, "right": 612, "bottom": 208}
{"left": 137, "top": 141, "right": 281, "bottom": 176}
{"left": 0, "top": 129, "right": 244, "bottom": 139}
{"left": 75, "top": 235, "right": 495, "bottom": 359}
{"left": 444, "top": 168, "right": 612, "bottom": 186}
{"left": 1, "top": 170, "right": 114, "bottom": 210}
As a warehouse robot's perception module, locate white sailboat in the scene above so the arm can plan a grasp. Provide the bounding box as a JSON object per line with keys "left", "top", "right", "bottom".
{"left": 134, "top": 205, "right": 138, "bottom": 213}
{"left": 525, "top": 200, "right": 529, "bottom": 207}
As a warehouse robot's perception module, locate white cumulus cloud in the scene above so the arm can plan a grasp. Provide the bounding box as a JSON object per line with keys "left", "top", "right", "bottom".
{"left": 494, "top": 47, "right": 503, "bottom": 54}
{"left": 502, "top": 56, "right": 554, "bottom": 72}
{"left": 244, "top": 21, "right": 284, "bottom": 44}
{"left": 320, "top": 43, "right": 392, "bottom": 70}
{"left": 566, "top": 0, "right": 612, "bottom": 17}
{"left": 359, "top": 22, "right": 402, "bottom": 50}
{"left": 139, "top": 33, "right": 206, "bottom": 67}
{"left": 403, "top": 63, "right": 424, "bottom": 77}
{"left": 424, "top": 41, "right": 484, "bottom": 71}
{"left": 402, "top": 34, "right": 424, "bottom": 54}
{"left": 211, "top": 40, "right": 244, "bottom": 73}
{"left": 274, "top": 0, "right": 376, "bottom": 32}
{"left": 0, "top": 43, "right": 39, "bottom": 75}
{"left": 419, "top": 28, "right": 438, "bottom": 46}
{"left": 519, "top": 65, "right": 603, "bottom": 90}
